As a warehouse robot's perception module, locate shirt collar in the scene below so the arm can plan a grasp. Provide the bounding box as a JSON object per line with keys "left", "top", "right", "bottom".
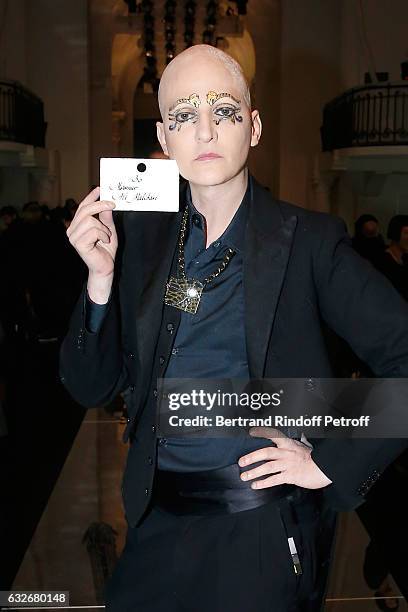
{"left": 185, "top": 178, "right": 249, "bottom": 254}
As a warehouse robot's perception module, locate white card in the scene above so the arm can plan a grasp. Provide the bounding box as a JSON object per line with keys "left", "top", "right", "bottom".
{"left": 100, "top": 158, "right": 180, "bottom": 212}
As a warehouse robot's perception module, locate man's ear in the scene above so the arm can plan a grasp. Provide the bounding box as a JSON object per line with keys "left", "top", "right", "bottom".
{"left": 250, "top": 110, "right": 262, "bottom": 147}
{"left": 156, "top": 121, "right": 169, "bottom": 156}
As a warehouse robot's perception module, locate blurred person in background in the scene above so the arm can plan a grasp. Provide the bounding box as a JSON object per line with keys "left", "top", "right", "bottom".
{"left": 352, "top": 214, "right": 385, "bottom": 266}
{"left": 0, "top": 205, "right": 20, "bottom": 233}
{"left": 64, "top": 197, "right": 78, "bottom": 220}
{"left": 375, "top": 215, "right": 408, "bottom": 301}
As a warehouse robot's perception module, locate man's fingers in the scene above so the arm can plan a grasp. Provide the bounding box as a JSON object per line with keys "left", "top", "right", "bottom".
{"left": 238, "top": 446, "right": 285, "bottom": 467}
{"left": 250, "top": 472, "right": 286, "bottom": 489}
{"left": 68, "top": 217, "right": 111, "bottom": 245}
{"left": 77, "top": 186, "right": 100, "bottom": 211}
{"left": 83, "top": 228, "right": 111, "bottom": 247}
{"left": 68, "top": 200, "right": 115, "bottom": 235}
{"left": 249, "top": 426, "right": 288, "bottom": 440}
{"left": 99, "top": 209, "right": 116, "bottom": 231}
{"left": 249, "top": 426, "right": 297, "bottom": 450}
{"left": 240, "top": 460, "right": 286, "bottom": 481}
{"left": 72, "top": 227, "right": 112, "bottom": 250}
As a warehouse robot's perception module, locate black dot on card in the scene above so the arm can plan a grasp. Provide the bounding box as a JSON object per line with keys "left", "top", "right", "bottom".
{"left": 137, "top": 163, "right": 147, "bottom": 172}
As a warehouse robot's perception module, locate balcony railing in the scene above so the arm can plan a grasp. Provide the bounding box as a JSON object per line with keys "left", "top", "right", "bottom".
{"left": 321, "top": 82, "right": 408, "bottom": 151}
{"left": 0, "top": 80, "right": 47, "bottom": 147}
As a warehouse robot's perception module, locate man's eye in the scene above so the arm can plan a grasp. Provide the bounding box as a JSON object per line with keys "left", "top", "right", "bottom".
{"left": 175, "top": 111, "right": 195, "bottom": 122}
{"left": 214, "top": 107, "right": 235, "bottom": 117}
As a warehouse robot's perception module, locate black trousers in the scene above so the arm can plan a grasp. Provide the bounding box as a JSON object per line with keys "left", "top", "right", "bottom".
{"left": 358, "top": 454, "right": 408, "bottom": 600}
{"left": 105, "top": 491, "right": 328, "bottom": 612}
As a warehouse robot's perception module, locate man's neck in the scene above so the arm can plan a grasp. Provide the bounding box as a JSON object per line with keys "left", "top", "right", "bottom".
{"left": 189, "top": 168, "right": 248, "bottom": 248}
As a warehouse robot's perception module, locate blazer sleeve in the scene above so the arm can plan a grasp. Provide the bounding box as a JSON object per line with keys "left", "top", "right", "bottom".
{"left": 59, "top": 282, "right": 129, "bottom": 408}
{"left": 310, "top": 216, "right": 408, "bottom": 510}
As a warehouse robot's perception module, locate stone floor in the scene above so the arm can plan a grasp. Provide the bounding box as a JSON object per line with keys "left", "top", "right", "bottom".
{"left": 11, "top": 409, "right": 407, "bottom": 611}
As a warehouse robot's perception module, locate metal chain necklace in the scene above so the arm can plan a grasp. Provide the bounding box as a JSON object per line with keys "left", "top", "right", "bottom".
{"left": 164, "top": 207, "right": 235, "bottom": 314}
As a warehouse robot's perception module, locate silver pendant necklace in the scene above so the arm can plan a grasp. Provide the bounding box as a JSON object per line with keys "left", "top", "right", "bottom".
{"left": 164, "top": 207, "right": 235, "bottom": 314}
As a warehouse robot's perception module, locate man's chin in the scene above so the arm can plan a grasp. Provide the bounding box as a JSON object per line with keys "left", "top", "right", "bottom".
{"left": 183, "top": 165, "right": 243, "bottom": 187}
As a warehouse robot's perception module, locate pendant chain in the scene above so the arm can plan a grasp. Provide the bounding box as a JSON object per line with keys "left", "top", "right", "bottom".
{"left": 177, "top": 207, "right": 235, "bottom": 286}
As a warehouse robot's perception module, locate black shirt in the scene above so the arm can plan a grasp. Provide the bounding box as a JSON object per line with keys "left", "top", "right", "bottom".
{"left": 87, "top": 176, "right": 276, "bottom": 471}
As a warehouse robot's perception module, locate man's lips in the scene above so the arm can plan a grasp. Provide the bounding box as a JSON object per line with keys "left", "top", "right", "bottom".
{"left": 194, "top": 153, "right": 222, "bottom": 161}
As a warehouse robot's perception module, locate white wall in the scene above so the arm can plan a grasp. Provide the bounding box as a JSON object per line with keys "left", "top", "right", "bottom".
{"left": 279, "top": 0, "right": 343, "bottom": 208}
{"left": 340, "top": 0, "right": 408, "bottom": 90}
{"left": 336, "top": 0, "right": 408, "bottom": 230}
{"left": 26, "top": 0, "right": 90, "bottom": 203}
{"left": 246, "top": 0, "right": 281, "bottom": 194}
{"left": 278, "top": 0, "right": 408, "bottom": 211}
{"left": 0, "top": 1, "right": 90, "bottom": 206}
{"left": 2, "top": 0, "right": 408, "bottom": 210}
{"left": 0, "top": 165, "right": 30, "bottom": 206}
{"left": 0, "top": 0, "right": 27, "bottom": 83}
{"left": 88, "top": 0, "right": 115, "bottom": 186}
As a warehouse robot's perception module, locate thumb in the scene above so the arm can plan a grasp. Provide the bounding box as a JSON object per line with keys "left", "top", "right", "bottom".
{"left": 99, "top": 209, "right": 116, "bottom": 231}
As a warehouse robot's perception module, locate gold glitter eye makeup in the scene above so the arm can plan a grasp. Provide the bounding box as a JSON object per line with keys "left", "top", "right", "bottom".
{"left": 168, "top": 93, "right": 201, "bottom": 113}
{"left": 168, "top": 109, "right": 198, "bottom": 131}
{"left": 213, "top": 106, "right": 243, "bottom": 125}
{"left": 206, "top": 91, "right": 241, "bottom": 106}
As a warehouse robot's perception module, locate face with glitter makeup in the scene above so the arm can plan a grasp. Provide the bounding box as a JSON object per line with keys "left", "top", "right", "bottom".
{"left": 168, "top": 91, "right": 244, "bottom": 132}
{"left": 156, "top": 53, "right": 262, "bottom": 187}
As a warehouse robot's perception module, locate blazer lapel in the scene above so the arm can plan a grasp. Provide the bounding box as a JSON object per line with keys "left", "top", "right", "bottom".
{"left": 244, "top": 178, "right": 297, "bottom": 378}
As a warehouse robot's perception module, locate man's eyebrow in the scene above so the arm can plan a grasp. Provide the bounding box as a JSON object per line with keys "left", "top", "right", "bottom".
{"left": 168, "top": 93, "right": 201, "bottom": 113}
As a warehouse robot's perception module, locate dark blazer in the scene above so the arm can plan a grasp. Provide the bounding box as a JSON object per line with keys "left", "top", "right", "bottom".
{"left": 60, "top": 176, "right": 408, "bottom": 527}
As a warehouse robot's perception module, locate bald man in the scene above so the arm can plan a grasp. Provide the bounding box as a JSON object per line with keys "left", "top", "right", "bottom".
{"left": 60, "top": 45, "right": 408, "bottom": 611}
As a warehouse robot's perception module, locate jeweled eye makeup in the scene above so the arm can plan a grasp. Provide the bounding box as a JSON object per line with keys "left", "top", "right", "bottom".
{"left": 213, "top": 104, "right": 243, "bottom": 125}
{"left": 206, "top": 90, "right": 241, "bottom": 106}
{"left": 168, "top": 107, "right": 199, "bottom": 131}
{"left": 207, "top": 91, "right": 243, "bottom": 125}
{"left": 167, "top": 90, "right": 243, "bottom": 131}
{"left": 168, "top": 93, "right": 201, "bottom": 131}
{"left": 168, "top": 93, "right": 201, "bottom": 113}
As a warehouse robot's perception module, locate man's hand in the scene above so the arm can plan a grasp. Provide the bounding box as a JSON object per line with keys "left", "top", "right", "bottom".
{"left": 67, "top": 187, "right": 117, "bottom": 303}
{"left": 238, "top": 427, "right": 332, "bottom": 490}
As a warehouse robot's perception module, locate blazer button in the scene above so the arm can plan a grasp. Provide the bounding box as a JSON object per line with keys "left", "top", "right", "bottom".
{"left": 159, "top": 356, "right": 165, "bottom": 365}
{"left": 130, "top": 384, "right": 135, "bottom": 392}
{"left": 147, "top": 456, "right": 153, "bottom": 465}
{"left": 153, "top": 389, "right": 158, "bottom": 397}
{"left": 129, "top": 352, "right": 135, "bottom": 359}
{"left": 166, "top": 323, "right": 174, "bottom": 333}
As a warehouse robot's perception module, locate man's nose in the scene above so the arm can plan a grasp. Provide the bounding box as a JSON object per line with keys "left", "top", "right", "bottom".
{"left": 195, "top": 111, "right": 217, "bottom": 143}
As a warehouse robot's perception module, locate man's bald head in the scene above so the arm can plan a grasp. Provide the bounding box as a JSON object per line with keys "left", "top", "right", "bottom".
{"left": 158, "top": 44, "right": 251, "bottom": 119}
{"left": 155, "top": 43, "right": 261, "bottom": 187}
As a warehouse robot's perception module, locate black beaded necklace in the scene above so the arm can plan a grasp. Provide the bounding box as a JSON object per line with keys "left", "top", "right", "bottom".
{"left": 164, "top": 207, "right": 235, "bottom": 314}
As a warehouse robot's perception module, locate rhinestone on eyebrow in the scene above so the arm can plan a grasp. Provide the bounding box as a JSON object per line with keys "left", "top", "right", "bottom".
{"left": 206, "top": 91, "right": 241, "bottom": 105}
{"left": 169, "top": 93, "right": 201, "bottom": 112}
